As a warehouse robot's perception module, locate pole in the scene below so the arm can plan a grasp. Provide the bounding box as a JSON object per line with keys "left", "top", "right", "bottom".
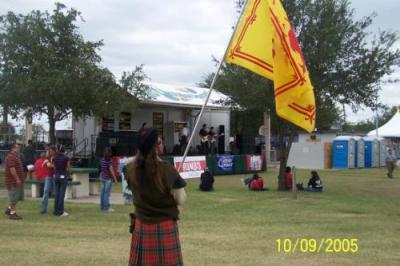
{"left": 24, "top": 109, "right": 33, "bottom": 146}
{"left": 375, "top": 109, "right": 379, "bottom": 137}
{"left": 292, "top": 166, "right": 297, "bottom": 199}
{"left": 263, "top": 110, "right": 271, "bottom": 164}
{"left": 178, "top": 0, "right": 249, "bottom": 172}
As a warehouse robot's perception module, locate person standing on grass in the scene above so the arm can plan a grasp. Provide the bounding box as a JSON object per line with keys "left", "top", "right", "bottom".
{"left": 33, "top": 152, "right": 48, "bottom": 197}
{"left": 53, "top": 144, "right": 71, "bottom": 217}
{"left": 22, "top": 139, "right": 36, "bottom": 179}
{"left": 4, "top": 143, "right": 25, "bottom": 220}
{"left": 100, "top": 147, "right": 118, "bottom": 212}
{"left": 40, "top": 145, "right": 56, "bottom": 214}
{"left": 385, "top": 148, "right": 397, "bottom": 178}
{"left": 126, "top": 128, "right": 186, "bottom": 266}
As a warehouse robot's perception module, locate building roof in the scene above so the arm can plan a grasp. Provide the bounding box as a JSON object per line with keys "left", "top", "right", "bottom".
{"left": 142, "top": 82, "right": 230, "bottom": 109}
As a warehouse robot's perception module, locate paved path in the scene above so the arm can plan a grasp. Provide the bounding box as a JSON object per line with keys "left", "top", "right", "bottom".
{"left": 0, "top": 189, "right": 127, "bottom": 205}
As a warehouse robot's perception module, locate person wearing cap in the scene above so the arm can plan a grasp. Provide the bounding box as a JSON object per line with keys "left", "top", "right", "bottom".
{"left": 126, "top": 128, "right": 186, "bottom": 265}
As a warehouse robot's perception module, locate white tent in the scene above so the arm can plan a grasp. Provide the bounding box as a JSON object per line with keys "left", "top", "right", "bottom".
{"left": 368, "top": 109, "right": 400, "bottom": 137}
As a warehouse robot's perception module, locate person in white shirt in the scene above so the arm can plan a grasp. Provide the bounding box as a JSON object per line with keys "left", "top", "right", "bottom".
{"left": 179, "top": 123, "right": 190, "bottom": 155}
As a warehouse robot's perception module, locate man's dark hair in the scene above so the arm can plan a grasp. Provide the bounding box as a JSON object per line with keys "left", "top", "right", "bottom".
{"left": 28, "top": 140, "right": 33, "bottom": 145}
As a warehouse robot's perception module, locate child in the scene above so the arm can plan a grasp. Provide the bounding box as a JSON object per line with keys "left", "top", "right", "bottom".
{"left": 100, "top": 147, "right": 118, "bottom": 212}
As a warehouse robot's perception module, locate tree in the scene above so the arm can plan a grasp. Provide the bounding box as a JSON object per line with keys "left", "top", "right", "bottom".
{"left": 0, "top": 3, "right": 148, "bottom": 144}
{"left": 203, "top": 0, "right": 400, "bottom": 190}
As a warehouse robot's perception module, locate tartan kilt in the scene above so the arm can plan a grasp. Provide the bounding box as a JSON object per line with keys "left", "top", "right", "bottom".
{"left": 129, "top": 218, "right": 183, "bottom": 266}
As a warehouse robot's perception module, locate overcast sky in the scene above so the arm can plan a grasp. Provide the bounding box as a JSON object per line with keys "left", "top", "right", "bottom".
{"left": 1, "top": 0, "right": 399, "bottom": 127}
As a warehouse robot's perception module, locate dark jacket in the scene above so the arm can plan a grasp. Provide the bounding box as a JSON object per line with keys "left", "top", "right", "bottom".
{"left": 199, "top": 171, "right": 214, "bottom": 191}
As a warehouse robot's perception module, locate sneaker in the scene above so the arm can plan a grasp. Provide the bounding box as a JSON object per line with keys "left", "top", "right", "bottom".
{"left": 60, "top": 212, "right": 69, "bottom": 217}
{"left": 9, "top": 213, "right": 22, "bottom": 220}
{"left": 4, "top": 207, "right": 11, "bottom": 216}
{"left": 106, "top": 208, "right": 115, "bottom": 212}
{"left": 240, "top": 178, "right": 245, "bottom": 185}
{"left": 40, "top": 210, "right": 47, "bottom": 214}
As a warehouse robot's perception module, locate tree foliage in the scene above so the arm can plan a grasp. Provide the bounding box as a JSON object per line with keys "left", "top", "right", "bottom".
{"left": 202, "top": 0, "right": 400, "bottom": 190}
{"left": 0, "top": 3, "right": 148, "bottom": 143}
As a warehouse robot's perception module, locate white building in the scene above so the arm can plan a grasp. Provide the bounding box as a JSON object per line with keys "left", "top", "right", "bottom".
{"left": 73, "top": 82, "right": 231, "bottom": 156}
{"left": 287, "top": 131, "right": 338, "bottom": 169}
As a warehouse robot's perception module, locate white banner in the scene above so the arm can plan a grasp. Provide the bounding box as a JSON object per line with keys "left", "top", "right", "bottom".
{"left": 173, "top": 156, "right": 207, "bottom": 179}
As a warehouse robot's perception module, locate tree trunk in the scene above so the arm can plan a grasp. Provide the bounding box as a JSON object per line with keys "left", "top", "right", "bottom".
{"left": 48, "top": 106, "right": 56, "bottom": 144}
{"left": 277, "top": 125, "right": 296, "bottom": 191}
{"left": 2, "top": 105, "right": 8, "bottom": 125}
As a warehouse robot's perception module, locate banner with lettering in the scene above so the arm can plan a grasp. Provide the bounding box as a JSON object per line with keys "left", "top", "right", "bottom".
{"left": 217, "top": 155, "right": 235, "bottom": 173}
{"left": 246, "top": 155, "right": 264, "bottom": 171}
{"left": 174, "top": 156, "right": 207, "bottom": 179}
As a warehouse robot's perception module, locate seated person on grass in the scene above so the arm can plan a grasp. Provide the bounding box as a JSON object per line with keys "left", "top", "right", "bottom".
{"left": 249, "top": 174, "right": 268, "bottom": 191}
{"left": 242, "top": 174, "right": 268, "bottom": 191}
{"left": 285, "top": 166, "right": 293, "bottom": 190}
{"left": 241, "top": 173, "right": 258, "bottom": 188}
{"left": 297, "top": 170, "right": 323, "bottom": 192}
{"left": 199, "top": 168, "right": 214, "bottom": 192}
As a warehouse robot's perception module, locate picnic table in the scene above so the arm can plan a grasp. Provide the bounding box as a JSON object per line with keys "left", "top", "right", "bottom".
{"left": 71, "top": 168, "right": 98, "bottom": 198}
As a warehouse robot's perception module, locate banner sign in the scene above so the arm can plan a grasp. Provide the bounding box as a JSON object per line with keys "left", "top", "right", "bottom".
{"left": 246, "top": 155, "right": 264, "bottom": 171}
{"left": 174, "top": 156, "right": 207, "bottom": 179}
{"left": 217, "top": 155, "right": 235, "bottom": 173}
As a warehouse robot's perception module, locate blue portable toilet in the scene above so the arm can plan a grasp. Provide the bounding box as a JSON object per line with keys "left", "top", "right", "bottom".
{"left": 364, "top": 137, "right": 379, "bottom": 168}
{"left": 353, "top": 136, "right": 365, "bottom": 168}
{"left": 332, "top": 136, "right": 356, "bottom": 169}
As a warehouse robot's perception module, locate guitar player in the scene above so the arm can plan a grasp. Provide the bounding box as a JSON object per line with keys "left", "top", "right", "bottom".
{"left": 199, "top": 124, "right": 209, "bottom": 155}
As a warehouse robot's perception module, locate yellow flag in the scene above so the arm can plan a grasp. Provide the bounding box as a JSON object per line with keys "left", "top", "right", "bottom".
{"left": 224, "top": 0, "right": 316, "bottom": 132}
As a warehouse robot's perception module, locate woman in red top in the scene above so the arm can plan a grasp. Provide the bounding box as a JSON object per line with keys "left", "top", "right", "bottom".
{"left": 34, "top": 153, "right": 49, "bottom": 180}
{"left": 34, "top": 152, "right": 49, "bottom": 197}
{"left": 285, "top": 166, "right": 293, "bottom": 190}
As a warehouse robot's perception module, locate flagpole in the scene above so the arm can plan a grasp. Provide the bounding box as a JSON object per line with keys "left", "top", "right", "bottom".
{"left": 178, "top": 0, "right": 249, "bottom": 172}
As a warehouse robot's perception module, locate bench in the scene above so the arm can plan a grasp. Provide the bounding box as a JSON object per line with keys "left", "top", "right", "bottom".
{"left": 25, "top": 179, "right": 81, "bottom": 199}
{"left": 89, "top": 177, "right": 100, "bottom": 195}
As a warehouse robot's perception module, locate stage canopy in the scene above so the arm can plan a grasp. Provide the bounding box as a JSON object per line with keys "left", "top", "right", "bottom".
{"left": 368, "top": 108, "right": 400, "bottom": 137}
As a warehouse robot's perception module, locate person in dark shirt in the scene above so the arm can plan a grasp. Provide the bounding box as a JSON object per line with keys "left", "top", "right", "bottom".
{"left": 199, "top": 124, "right": 209, "bottom": 155}
{"left": 126, "top": 128, "right": 186, "bottom": 265}
{"left": 199, "top": 168, "right": 214, "bottom": 191}
{"left": 99, "top": 147, "right": 118, "bottom": 212}
{"left": 305, "top": 170, "right": 323, "bottom": 192}
{"left": 52, "top": 144, "right": 71, "bottom": 216}
{"left": 208, "top": 127, "right": 217, "bottom": 155}
{"left": 22, "top": 140, "right": 36, "bottom": 178}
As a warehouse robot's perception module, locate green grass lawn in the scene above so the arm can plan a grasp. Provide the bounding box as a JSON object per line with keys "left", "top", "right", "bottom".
{"left": 0, "top": 168, "right": 399, "bottom": 265}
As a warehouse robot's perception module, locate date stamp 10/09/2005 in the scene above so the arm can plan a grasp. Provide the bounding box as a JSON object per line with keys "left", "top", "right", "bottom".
{"left": 276, "top": 238, "right": 359, "bottom": 254}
